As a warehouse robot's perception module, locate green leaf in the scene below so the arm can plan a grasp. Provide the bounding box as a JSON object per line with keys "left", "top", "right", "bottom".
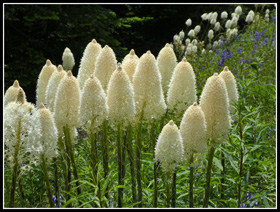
{"left": 213, "top": 157, "right": 223, "bottom": 171}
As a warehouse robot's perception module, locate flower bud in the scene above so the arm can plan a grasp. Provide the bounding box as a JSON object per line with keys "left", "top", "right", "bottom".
{"left": 214, "top": 22, "right": 220, "bottom": 31}
{"left": 157, "top": 43, "right": 177, "bottom": 95}
{"left": 185, "top": 18, "right": 192, "bottom": 27}
{"left": 199, "top": 73, "right": 231, "bottom": 145}
{"left": 62, "top": 47, "right": 75, "bottom": 71}
{"left": 133, "top": 50, "right": 166, "bottom": 122}
{"left": 188, "top": 29, "right": 196, "bottom": 38}
{"left": 53, "top": 70, "right": 80, "bottom": 136}
{"left": 107, "top": 63, "right": 135, "bottom": 128}
{"left": 122, "top": 49, "right": 139, "bottom": 82}
{"left": 221, "top": 11, "right": 228, "bottom": 19}
{"left": 155, "top": 120, "right": 184, "bottom": 172}
{"left": 179, "top": 30, "right": 185, "bottom": 40}
{"left": 201, "top": 13, "right": 208, "bottom": 20}
{"left": 208, "top": 29, "right": 214, "bottom": 40}
{"left": 94, "top": 45, "right": 117, "bottom": 92}
{"left": 45, "top": 65, "right": 66, "bottom": 112}
{"left": 235, "top": 6, "right": 242, "bottom": 15}
{"left": 77, "top": 39, "right": 102, "bottom": 90}
{"left": 167, "top": 58, "right": 197, "bottom": 118}
{"left": 4, "top": 80, "right": 26, "bottom": 106}
{"left": 36, "top": 59, "right": 56, "bottom": 106}
{"left": 194, "top": 25, "right": 201, "bottom": 34}
{"left": 180, "top": 102, "right": 207, "bottom": 160}
{"left": 80, "top": 74, "right": 108, "bottom": 132}
{"left": 225, "top": 19, "right": 232, "bottom": 29}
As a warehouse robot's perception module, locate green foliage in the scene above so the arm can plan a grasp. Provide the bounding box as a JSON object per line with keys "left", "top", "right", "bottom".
{"left": 4, "top": 4, "right": 276, "bottom": 209}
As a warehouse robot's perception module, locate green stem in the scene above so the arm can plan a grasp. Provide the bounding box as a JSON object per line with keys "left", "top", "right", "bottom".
{"left": 166, "top": 171, "right": 171, "bottom": 208}
{"left": 221, "top": 148, "right": 225, "bottom": 201}
{"left": 203, "top": 146, "right": 216, "bottom": 208}
{"left": 117, "top": 124, "right": 122, "bottom": 208}
{"left": 189, "top": 153, "right": 194, "bottom": 208}
{"left": 90, "top": 131, "right": 98, "bottom": 182}
{"left": 9, "top": 118, "right": 21, "bottom": 208}
{"left": 101, "top": 120, "right": 109, "bottom": 202}
{"left": 41, "top": 155, "right": 54, "bottom": 208}
{"left": 136, "top": 113, "right": 143, "bottom": 207}
{"left": 151, "top": 121, "right": 158, "bottom": 208}
{"left": 126, "top": 124, "right": 137, "bottom": 205}
{"left": 121, "top": 129, "right": 126, "bottom": 204}
{"left": 238, "top": 112, "right": 243, "bottom": 208}
{"left": 63, "top": 126, "right": 82, "bottom": 206}
{"left": 54, "top": 157, "right": 59, "bottom": 208}
{"left": 63, "top": 134, "right": 72, "bottom": 207}
{"left": 171, "top": 168, "right": 177, "bottom": 208}
{"left": 18, "top": 177, "right": 25, "bottom": 207}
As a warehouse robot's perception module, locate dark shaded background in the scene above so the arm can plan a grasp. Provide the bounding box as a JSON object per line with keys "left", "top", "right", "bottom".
{"left": 4, "top": 4, "right": 260, "bottom": 104}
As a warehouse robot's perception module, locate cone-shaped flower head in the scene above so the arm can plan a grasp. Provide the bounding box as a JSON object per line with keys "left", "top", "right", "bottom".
{"left": 77, "top": 39, "right": 102, "bottom": 90}
{"left": 36, "top": 59, "right": 56, "bottom": 106}
{"left": 154, "top": 120, "right": 184, "bottom": 173}
{"left": 133, "top": 50, "right": 166, "bottom": 122}
{"left": 45, "top": 65, "right": 66, "bottom": 112}
{"left": 121, "top": 49, "right": 139, "bottom": 82}
{"left": 62, "top": 47, "right": 75, "bottom": 71}
{"left": 27, "top": 103, "right": 58, "bottom": 165}
{"left": 4, "top": 80, "right": 26, "bottom": 106}
{"left": 157, "top": 43, "right": 177, "bottom": 95}
{"left": 167, "top": 58, "right": 197, "bottom": 118}
{"left": 180, "top": 102, "right": 207, "bottom": 160}
{"left": 94, "top": 45, "right": 117, "bottom": 92}
{"left": 80, "top": 74, "right": 108, "bottom": 132}
{"left": 4, "top": 89, "right": 35, "bottom": 168}
{"left": 219, "top": 66, "right": 239, "bottom": 113}
{"left": 107, "top": 63, "right": 135, "bottom": 128}
{"left": 53, "top": 70, "right": 80, "bottom": 136}
{"left": 199, "top": 73, "right": 231, "bottom": 145}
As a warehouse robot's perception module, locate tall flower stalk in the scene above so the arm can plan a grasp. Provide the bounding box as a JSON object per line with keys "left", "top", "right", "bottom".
{"left": 4, "top": 80, "right": 26, "bottom": 106}
{"left": 199, "top": 73, "right": 230, "bottom": 208}
{"left": 106, "top": 63, "right": 135, "bottom": 207}
{"left": 4, "top": 89, "right": 35, "bottom": 208}
{"left": 53, "top": 70, "right": 82, "bottom": 206}
{"left": 133, "top": 50, "right": 166, "bottom": 207}
{"left": 27, "top": 103, "right": 58, "bottom": 207}
{"left": 180, "top": 102, "right": 207, "bottom": 208}
{"left": 154, "top": 120, "right": 184, "bottom": 208}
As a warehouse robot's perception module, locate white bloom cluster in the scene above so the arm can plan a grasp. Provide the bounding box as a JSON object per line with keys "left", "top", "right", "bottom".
{"left": 4, "top": 80, "right": 26, "bottom": 106}
{"left": 208, "top": 29, "right": 214, "bottom": 40}
{"left": 180, "top": 102, "right": 207, "bottom": 161}
{"left": 221, "top": 11, "right": 228, "bottom": 19}
{"left": 167, "top": 58, "right": 197, "bottom": 118}
{"left": 77, "top": 39, "right": 102, "bottom": 90}
{"left": 80, "top": 75, "right": 108, "bottom": 133}
{"left": 122, "top": 49, "right": 139, "bottom": 82}
{"left": 62, "top": 47, "right": 75, "bottom": 71}
{"left": 156, "top": 43, "right": 178, "bottom": 95}
{"left": 154, "top": 120, "right": 184, "bottom": 173}
{"left": 53, "top": 71, "right": 81, "bottom": 136}
{"left": 45, "top": 65, "right": 66, "bottom": 112}
{"left": 246, "top": 10, "right": 255, "bottom": 23}
{"left": 94, "top": 45, "right": 118, "bottom": 92}
{"left": 133, "top": 50, "right": 166, "bottom": 122}
{"left": 107, "top": 64, "right": 135, "bottom": 128}
{"left": 36, "top": 59, "right": 56, "bottom": 106}
{"left": 185, "top": 18, "right": 192, "bottom": 27}
{"left": 194, "top": 25, "right": 201, "bottom": 34}
{"left": 199, "top": 73, "right": 231, "bottom": 145}
{"left": 4, "top": 90, "right": 35, "bottom": 168}
{"left": 219, "top": 66, "right": 239, "bottom": 113}
{"left": 27, "top": 104, "right": 58, "bottom": 165}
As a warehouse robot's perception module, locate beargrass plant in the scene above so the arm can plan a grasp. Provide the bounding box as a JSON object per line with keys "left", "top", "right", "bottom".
{"left": 4, "top": 5, "right": 276, "bottom": 209}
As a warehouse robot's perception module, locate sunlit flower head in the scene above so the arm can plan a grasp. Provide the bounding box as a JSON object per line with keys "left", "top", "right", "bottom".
{"left": 77, "top": 39, "right": 102, "bottom": 90}
{"left": 199, "top": 73, "right": 231, "bottom": 146}
{"left": 155, "top": 120, "right": 184, "bottom": 173}
{"left": 45, "top": 65, "right": 66, "bottom": 112}
{"left": 122, "top": 49, "right": 139, "bottom": 82}
{"left": 157, "top": 43, "right": 178, "bottom": 95}
{"left": 94, "top": 45, "right": 117, "bottom": 92}
{"left": 62, "top": 47, "right": 75, "bottom": 71}
{"left": 36, "top": 59, "right": 56, "bottom": 106}
{"left": 185, "top": 18, "right": 192, "bottom": 27}
{"left": 4, "top": 80, "right": 26, "bottom": 106}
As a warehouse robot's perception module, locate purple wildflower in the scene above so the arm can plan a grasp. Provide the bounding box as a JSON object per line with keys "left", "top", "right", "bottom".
{"left": 263, "top": 37, "right": 269, "bottom": 47}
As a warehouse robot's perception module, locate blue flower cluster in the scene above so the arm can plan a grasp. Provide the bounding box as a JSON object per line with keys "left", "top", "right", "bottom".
{"left": 53, "top": 195, "right": 63, "bottom": 208}
{"left": 75, "top": 127, "right": 88, "bottom": 141}
{"left": 217, "top": 49, "right": 233, "bottom": 69}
